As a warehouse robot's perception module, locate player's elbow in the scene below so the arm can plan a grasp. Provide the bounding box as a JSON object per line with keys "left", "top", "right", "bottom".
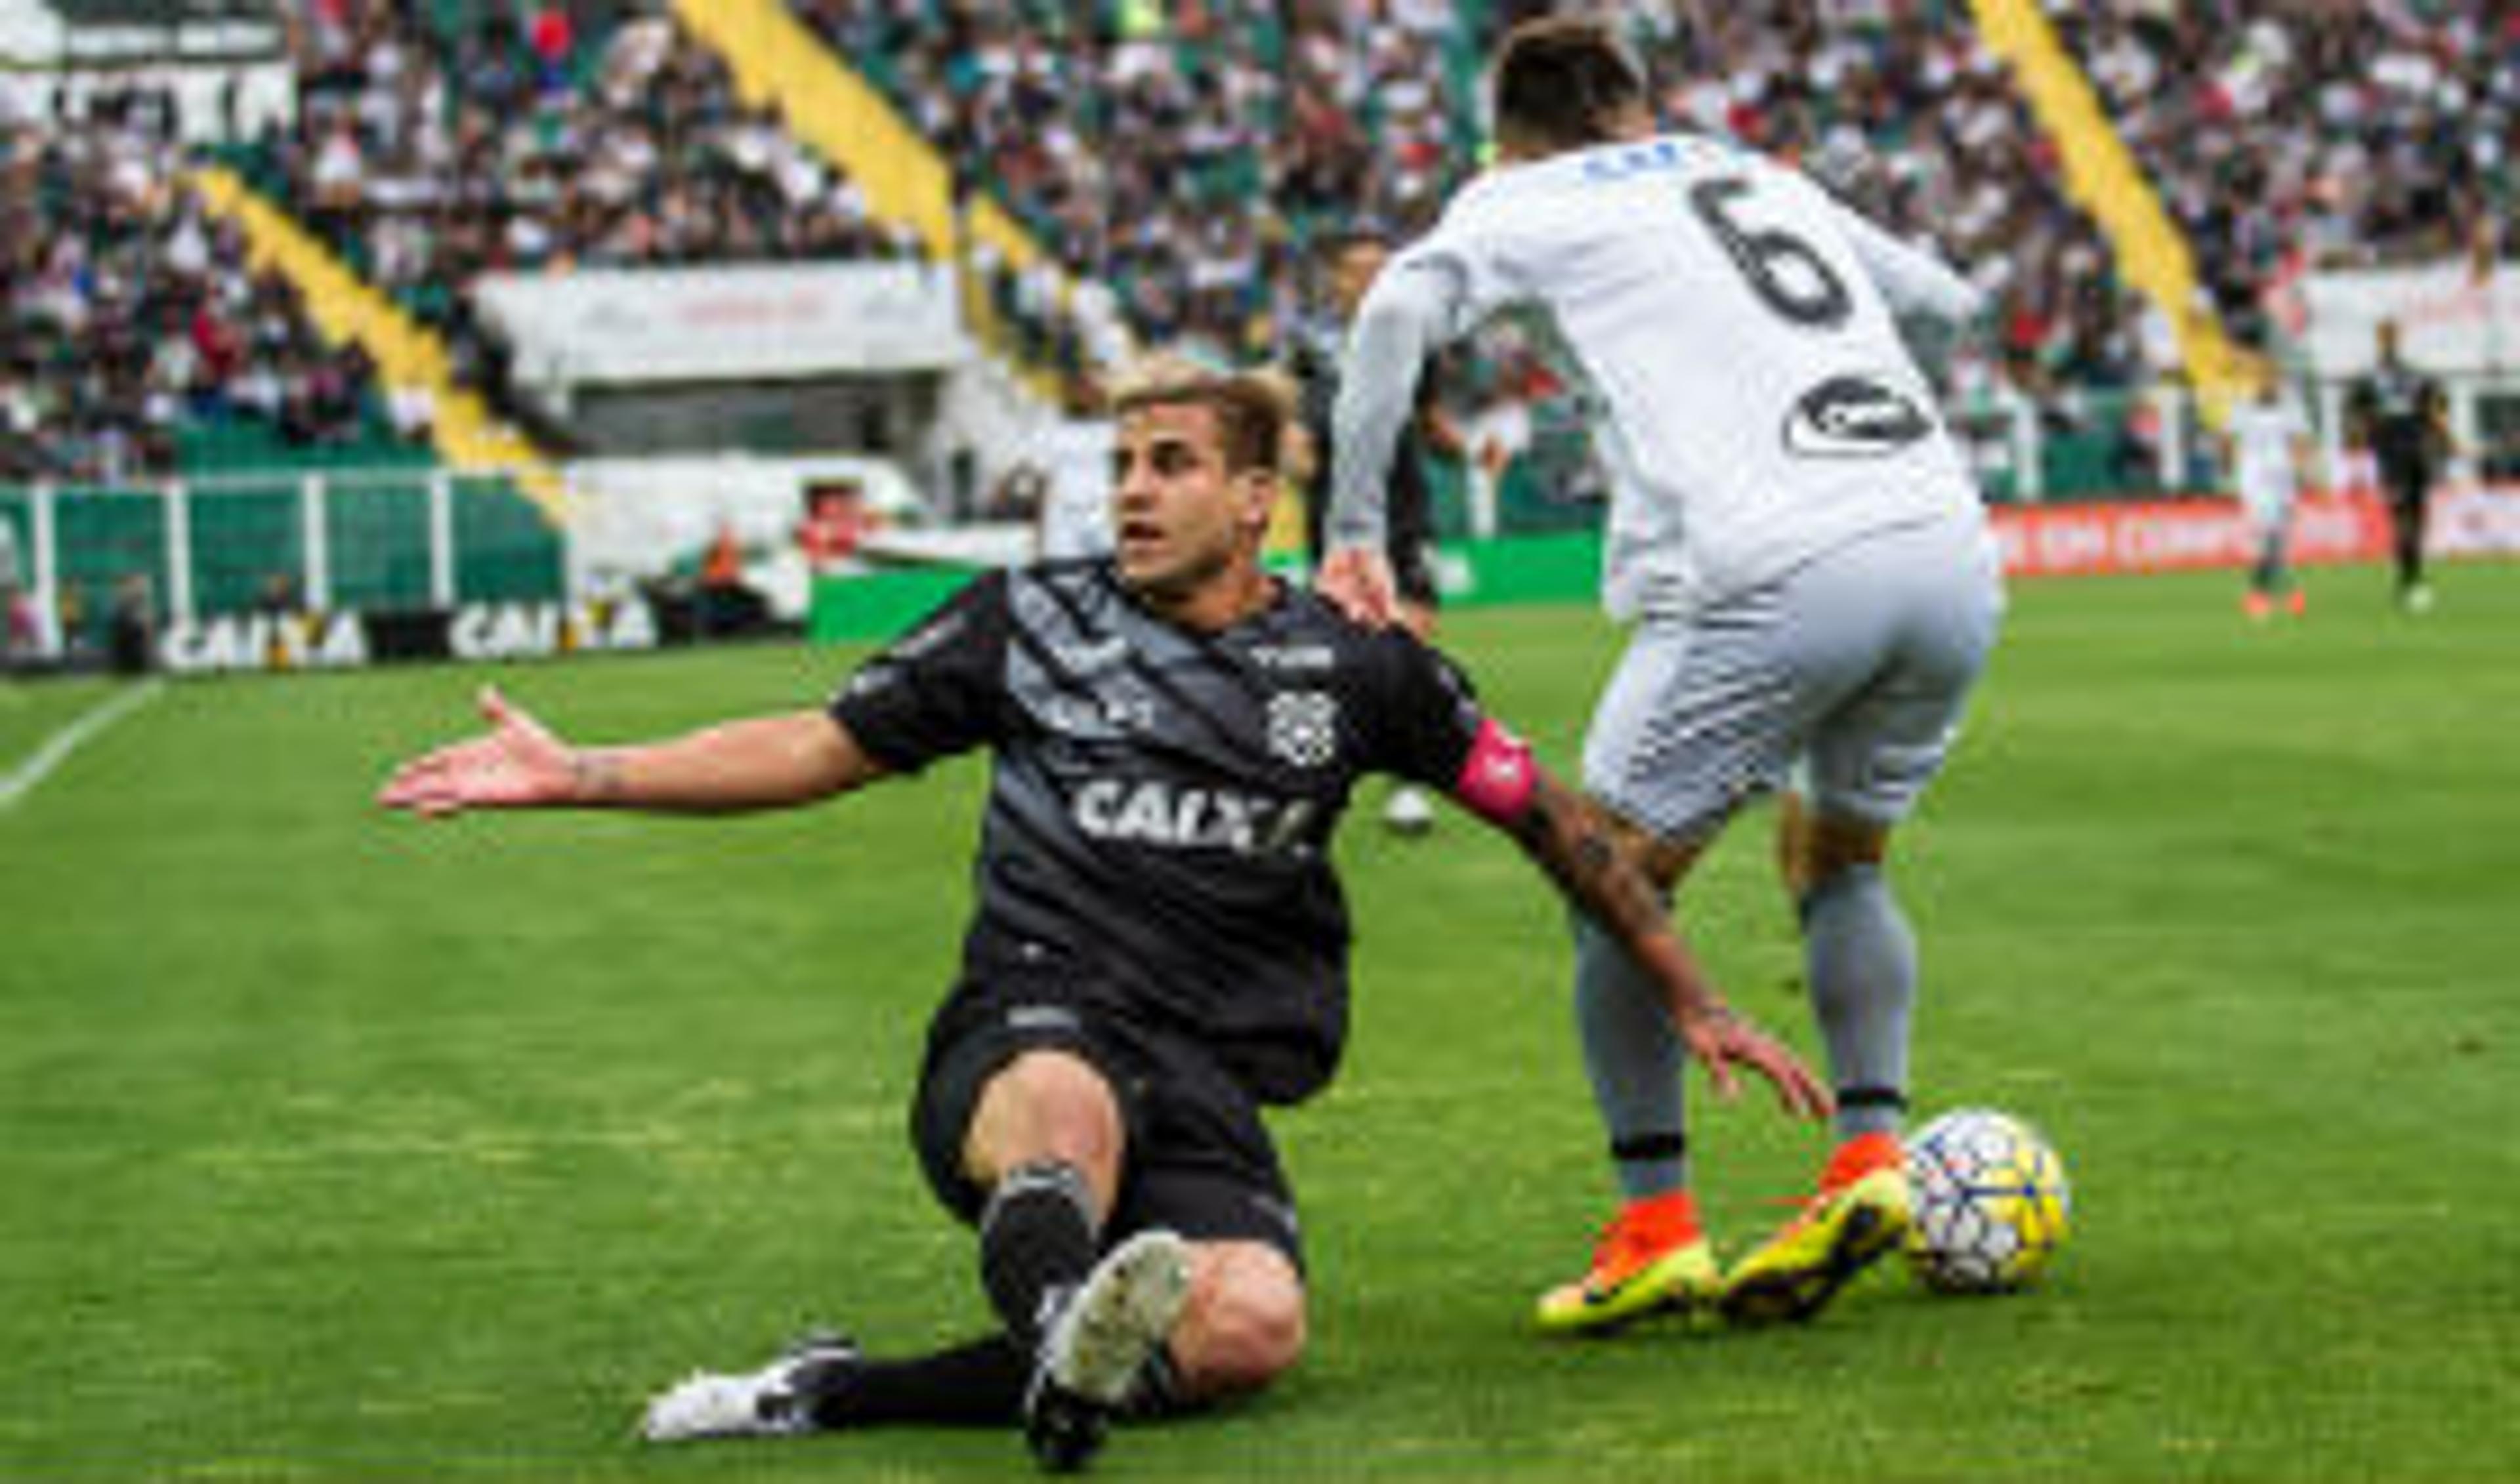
{"left": 1353, "top": 290, "right": 1430, "bottom": 364}
{"left": 810, "top": 713, "right": 890, "bottom": 798}
{"left": 1349, "top": 271, "right": 1449, "bottom": 373}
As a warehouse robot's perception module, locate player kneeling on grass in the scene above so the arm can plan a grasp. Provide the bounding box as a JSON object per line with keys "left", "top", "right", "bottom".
{"left": 379, "top": 357, "right": 1828, "bottom": 1474}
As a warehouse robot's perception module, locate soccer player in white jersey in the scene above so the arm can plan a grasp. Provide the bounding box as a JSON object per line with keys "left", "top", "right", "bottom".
{"left": 1320, "top": 16, "right": 2004, "bottom": 1332}
{"left": 2223, "top": 365, "right": 2315, "bottom": 620}
{"left": 1032, "top": 383, "right": 1121, "bottom": 562}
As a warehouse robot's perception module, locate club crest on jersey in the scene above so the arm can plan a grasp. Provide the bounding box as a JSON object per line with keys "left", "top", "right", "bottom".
{"left": 1782, "top": 375, "right": 1932, "bottom": 459}
{"left": 1267, "top": 690, "right": 1340, "bottom": 769}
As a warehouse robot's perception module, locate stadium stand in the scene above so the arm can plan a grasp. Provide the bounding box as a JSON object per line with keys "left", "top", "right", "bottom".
{"left": 236, "top": 0, "right": 916, "bottom": 432}
{"left": 788, "top": 0, "right": 1486, "bottom": 367}
{"left": 764, "top": 1, "right": 2217, "bottom": 502}
{"left": 8, "top": 0, "right": 2513, "bottom": 510}
{"left": 2053, "top": 2, "right": 2516, "bottom": 350}
{"left": 187, "top": 161, "right": 564, "bottom": 512}
{"left": 1, "top": 83, "right": 406, "bottom": 483}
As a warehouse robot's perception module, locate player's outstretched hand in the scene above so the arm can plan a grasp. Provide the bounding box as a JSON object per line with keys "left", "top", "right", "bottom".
{"left": 377, "top": 686, "right": 578, "bottom": 819}
{"left": 1675, "top": 1000, "right": 1834, "bottom": 1123}
{"left": 1315, "top": 543, "right": 1402, "bottom": 629}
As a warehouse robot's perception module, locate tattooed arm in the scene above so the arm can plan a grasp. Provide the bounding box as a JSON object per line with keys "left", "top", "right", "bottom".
{"left": 1450, "top": 719, "right": 1831, "bottom": 1121}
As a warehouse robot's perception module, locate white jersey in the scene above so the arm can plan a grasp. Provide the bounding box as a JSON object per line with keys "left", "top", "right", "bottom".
{"left": 1332, "top": 133, "right": 1988, "bottom": 621}
{"left": 1030, "top": 419, "right": 1117, "bottom": 561}
{"left": 2227, "top": 395, "right": 2309, "bottom": 521}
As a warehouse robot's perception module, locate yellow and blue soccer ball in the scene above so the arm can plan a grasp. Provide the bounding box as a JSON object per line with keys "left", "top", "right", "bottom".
{"left": 1904, "top": 1108, "right": 2071, "bottom": 1294}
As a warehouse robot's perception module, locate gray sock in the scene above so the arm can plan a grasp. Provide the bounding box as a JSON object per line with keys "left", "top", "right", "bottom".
{"left": 1801, "top": 864, "right": 1916, "bottom": 1140}
{"left": 1571, "top": 912, "right": 1689, "bottom": 1199}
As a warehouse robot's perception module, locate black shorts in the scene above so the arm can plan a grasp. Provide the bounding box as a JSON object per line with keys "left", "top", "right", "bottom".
{"left": 911, "top": 993, "right": 1307, "bottom": 1272}
{"left": 2383, "top": 470, "right": 2433, "bottom": 518}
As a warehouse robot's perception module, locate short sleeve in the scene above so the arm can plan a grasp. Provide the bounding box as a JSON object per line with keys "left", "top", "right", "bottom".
{"left": 828, "top": 571, "right": 1011, "bottom": 772}
{"left": 1352, "top": 630, "right": 1487, "bottom": 789}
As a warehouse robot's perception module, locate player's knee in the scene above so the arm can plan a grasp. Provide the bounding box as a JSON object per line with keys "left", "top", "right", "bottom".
{"left": 1801, "top": 812, "right": 1892, "bottom": 889}
{"left": 1175, "top": 1245, "right": 1307, "bottom": 1398}
{"left": 963, "top": 1051, "right": 1125, "bottom": 1201}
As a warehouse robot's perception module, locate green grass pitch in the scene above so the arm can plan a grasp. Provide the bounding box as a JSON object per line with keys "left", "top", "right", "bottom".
{"left": 2, "top": 561, "right": 2514, "bottom": 1481}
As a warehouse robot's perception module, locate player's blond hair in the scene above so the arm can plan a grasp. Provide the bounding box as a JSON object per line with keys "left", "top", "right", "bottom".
{"left": 1108, "top": 354, "right": 1299, "bottom": 476}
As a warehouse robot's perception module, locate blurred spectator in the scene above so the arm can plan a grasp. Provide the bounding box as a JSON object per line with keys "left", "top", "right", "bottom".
{"left": 797, "top": 479, "right": 877, "bottom": 574}
{"left": 109, "top": 571, "right": 156, "bottom": 675}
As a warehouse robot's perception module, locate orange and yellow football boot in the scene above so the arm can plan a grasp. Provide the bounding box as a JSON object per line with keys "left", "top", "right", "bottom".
{"left": 1720, "top": 1132, "right": 1912, "bottom": 1327}
{"left": 1535, "top": 1191, "right": 1721, "bottom": 1335}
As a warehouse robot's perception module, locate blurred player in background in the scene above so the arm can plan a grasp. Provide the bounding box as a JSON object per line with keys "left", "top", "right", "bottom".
{"left": 380, "top": 356, "right": 1826, "bottom": 1472}
{"left": 797, "top": 479, "right": 875, "bottom": 575}
{"left": 1291, "top": 226, "right": 1459, "bottom": 835}
{"left": 1031, "top": 380, "right": 1120, "bottom": 562}
{"left": 2347, "top": 319, "right": 2456, "bottom": 613}
{"left": 2223, "top": 364, "right": 2315, "bottom": 620}
{"left": 1321, "top": 16, "right": 2002, "bottom": 1334}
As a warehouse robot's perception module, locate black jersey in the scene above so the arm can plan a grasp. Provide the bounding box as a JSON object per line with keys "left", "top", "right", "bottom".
{"left": 830, "top": 560, "right": 1488, "bottom": 1105}
{"left": 2348, "top": 363, "right": 2447, "bottom": 485}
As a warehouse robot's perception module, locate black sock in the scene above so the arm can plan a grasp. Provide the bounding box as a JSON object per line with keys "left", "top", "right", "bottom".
{"left": 803, "top": 1336, "right": 1188, "bottom": 1430}
{"left": 978, "top": 1160, "right": 1100, "bottom": 1349}
{"left": 806, "top": 1334, "right": 1029, "bottom": 1428}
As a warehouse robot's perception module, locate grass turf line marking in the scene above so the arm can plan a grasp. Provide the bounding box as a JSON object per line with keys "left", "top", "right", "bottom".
{"left": 0, "top": 681, "right": 163, "bottom": 812}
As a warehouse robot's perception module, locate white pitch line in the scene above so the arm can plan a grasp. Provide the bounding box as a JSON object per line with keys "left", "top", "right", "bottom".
{"left": 0, "top": 681, "right": 164, "bottom": 812}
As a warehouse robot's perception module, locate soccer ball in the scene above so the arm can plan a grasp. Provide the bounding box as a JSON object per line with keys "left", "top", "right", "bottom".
{"left": 1903, "top": 1107, "right": 2071, "bottom": 1294}
{"left": 1380, "top": 784, "right": 1437, "bottom": 837}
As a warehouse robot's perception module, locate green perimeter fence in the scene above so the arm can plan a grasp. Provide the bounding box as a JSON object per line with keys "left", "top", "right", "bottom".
{"left": 0, "top": 471, "right": 564, "bottom": 659}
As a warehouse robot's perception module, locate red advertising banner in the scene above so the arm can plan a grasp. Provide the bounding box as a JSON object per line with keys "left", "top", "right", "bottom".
{"left": 1990, "top": 485, "right": 2520, "bottom": 578}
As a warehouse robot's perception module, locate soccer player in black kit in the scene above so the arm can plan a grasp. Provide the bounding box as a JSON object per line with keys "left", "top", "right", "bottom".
{"left": 378, "top": 358, "right": 1827, "bottom": 1473}
{"left": 1293, "top": 228, "right": 1448, "bottom": 636}
{"left": 1292, "top": 226, "right": 1458, "bottom": 833}
{"left": 2347, "top": 318, "right": 2456, "bottom": 612}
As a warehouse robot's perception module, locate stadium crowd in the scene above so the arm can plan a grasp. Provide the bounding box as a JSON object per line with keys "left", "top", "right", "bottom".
{"left": 270, "top": 1, "right": 915, "bottom": 279}
{"left": 2061, "top": 1, "right": 2519, "bottom": 348}
{"left": 784, "top": 0, "right": 2174, "bottom": 460}
{"left": 793, "top": 0, "right": 1470, "bottom": 367}
{"left": 257, "top": 0, "right": 921, "bottom": 428}
{"left": 6, "top": 0, "right": 2513, "bottom": 492}
{"left": 2, "top": 85, "right": 383, "bottom": 483}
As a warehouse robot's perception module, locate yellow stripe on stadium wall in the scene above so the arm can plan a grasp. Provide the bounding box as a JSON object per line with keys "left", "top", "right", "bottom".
{"left": 673, "top": 0, "right": 1113, "bottom": 399}
{"left": 186, "top": 165, "right": 570, "bottom": 523}
{"left": 1965, "top": 0, "right": 2259, "bottom": 424}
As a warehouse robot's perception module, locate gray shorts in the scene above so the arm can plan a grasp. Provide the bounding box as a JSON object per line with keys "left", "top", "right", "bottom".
{"left": 1583, "top": 518, "right": 2003, "bottom": 840}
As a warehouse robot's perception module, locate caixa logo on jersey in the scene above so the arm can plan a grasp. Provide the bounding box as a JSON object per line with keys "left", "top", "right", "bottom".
{"left": 1072, "top": 777, "right": 1320, "bottom": 859}
{"left": 1782, "top": 375, "right": 1933, "bottom": 459}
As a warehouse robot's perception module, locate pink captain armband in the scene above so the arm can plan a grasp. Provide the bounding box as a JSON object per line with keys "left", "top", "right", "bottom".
{"left": 1452, "top": 718, "right": 1538, "bottom": 825}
